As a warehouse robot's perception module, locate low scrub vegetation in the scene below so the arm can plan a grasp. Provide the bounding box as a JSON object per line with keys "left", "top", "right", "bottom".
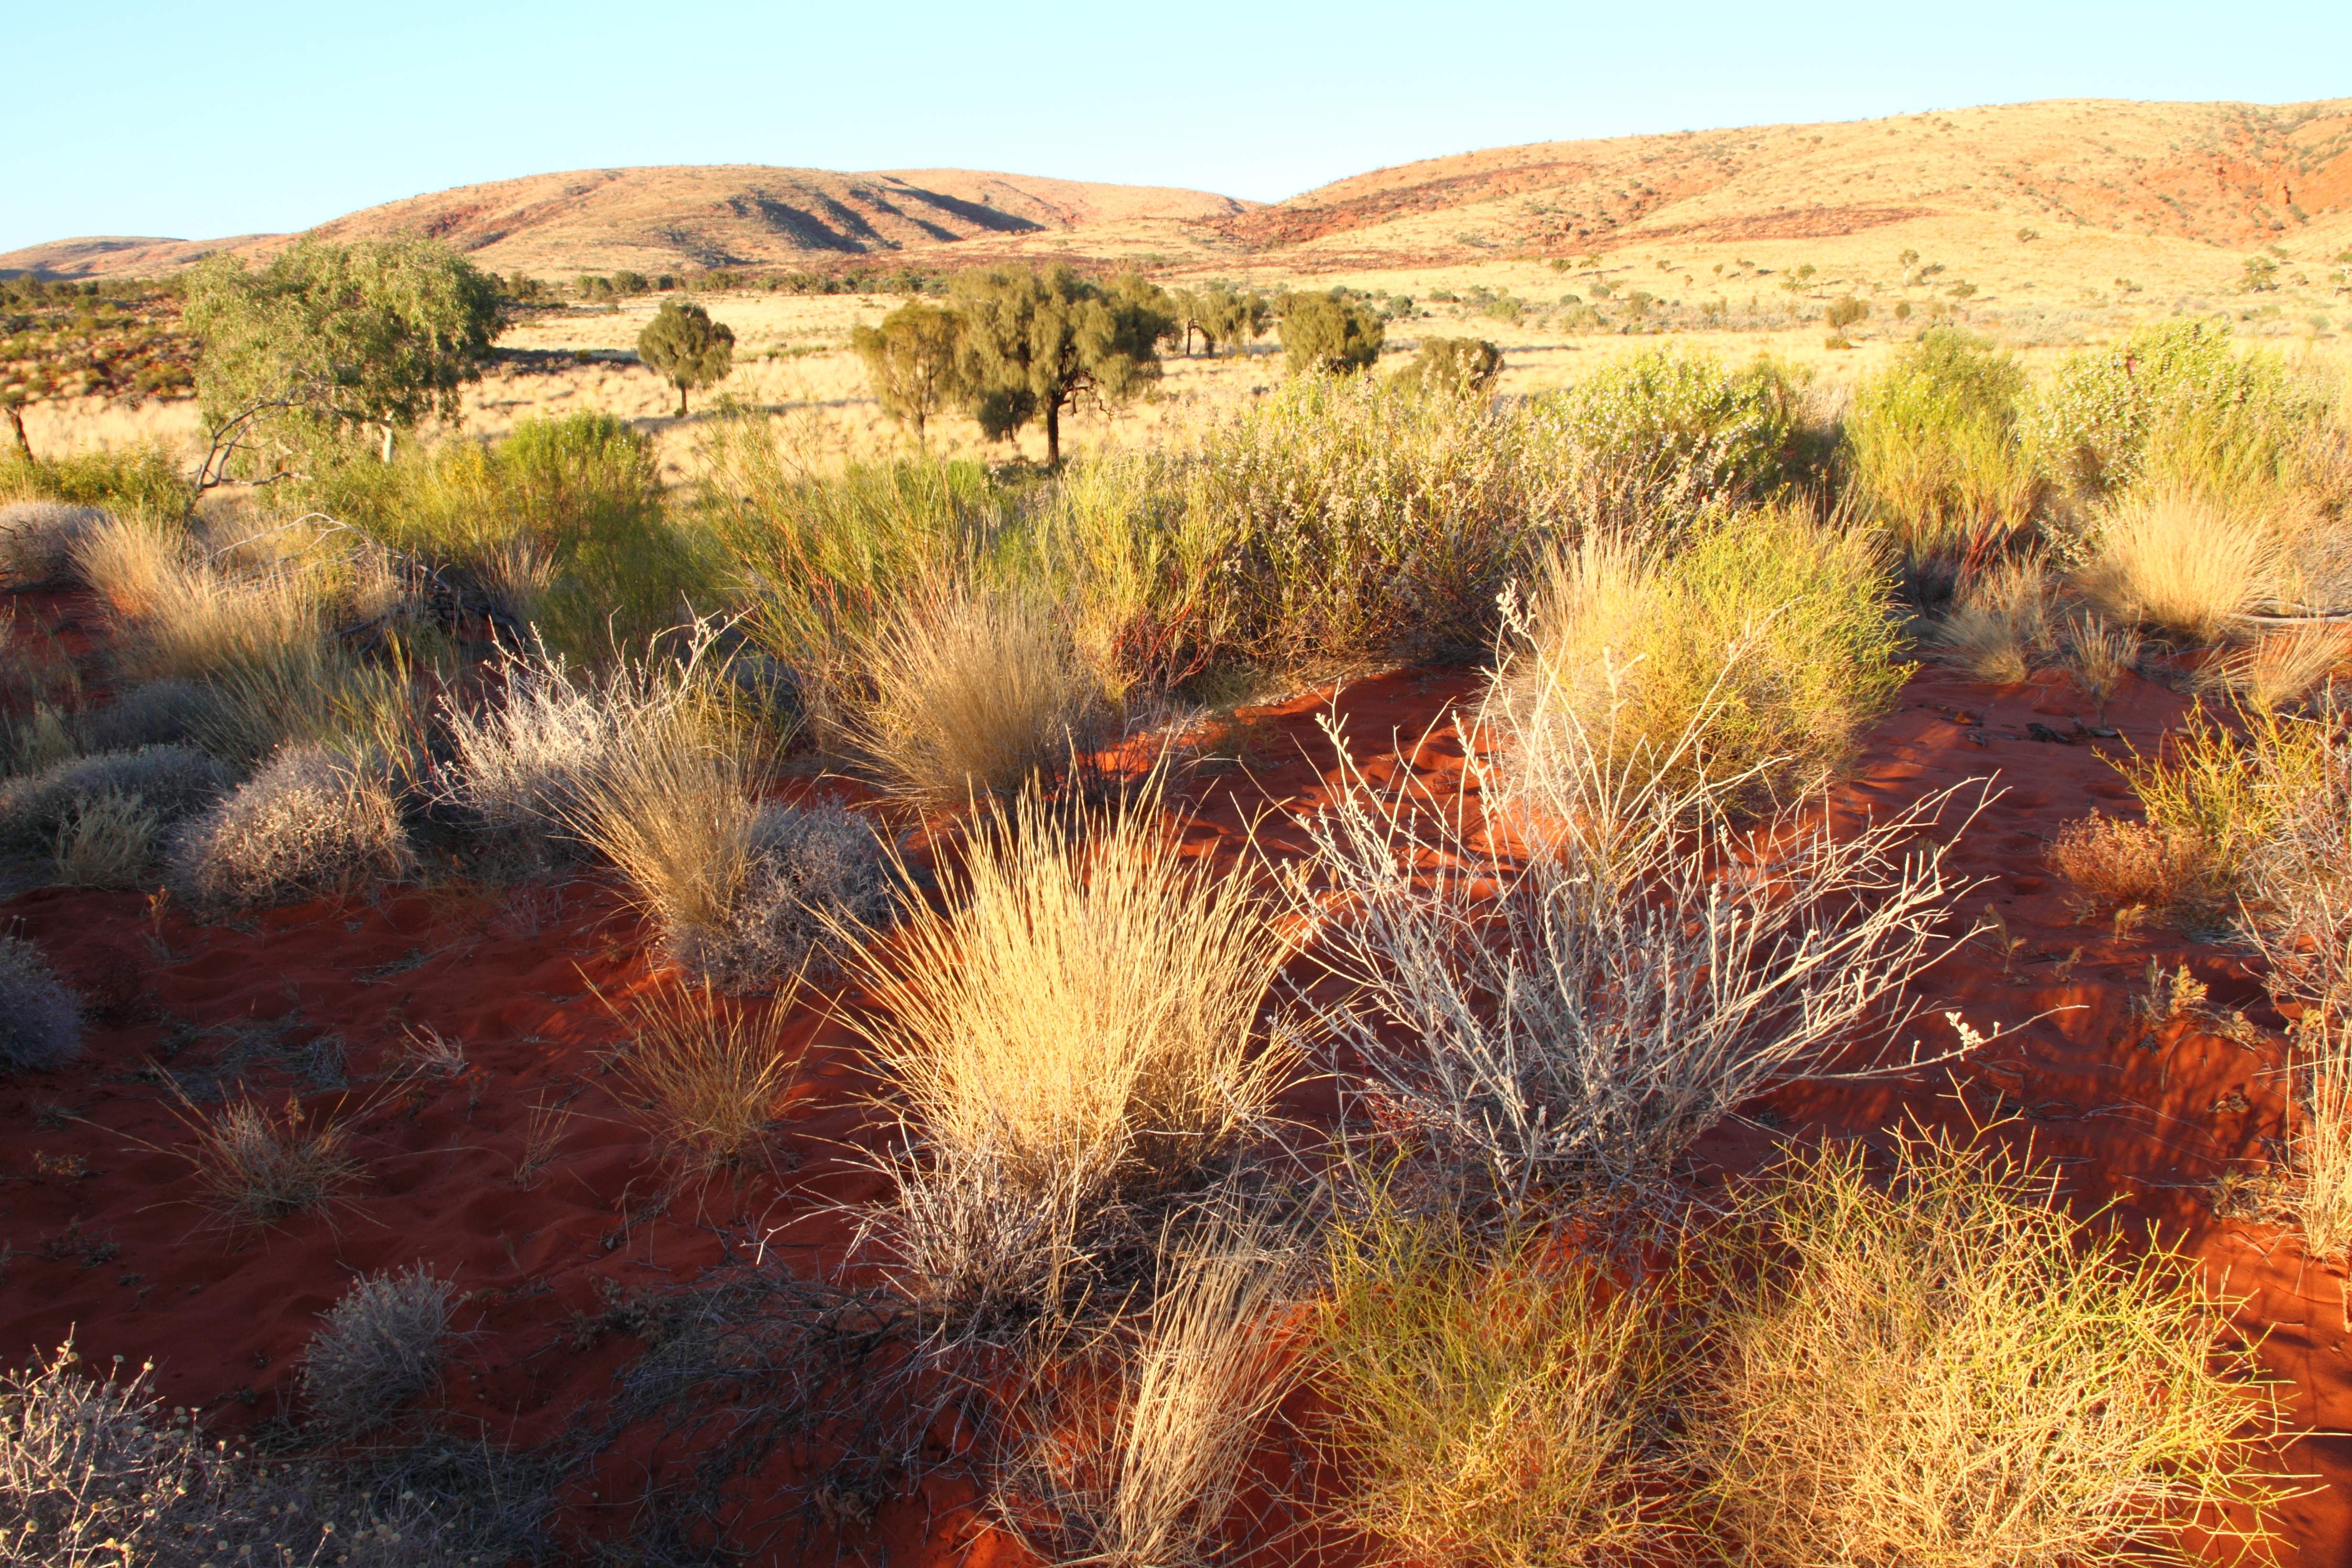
{"left": 1846, "top": 327, "right": 2043, "bottom": 575}
{"left": 606, "top": 979, "right": 806, "bottom": 1176}
{"left": 2078, "top": 488, "right": 2284, "bottom": 642}
{"left": 299, "top": 1266, "right": 461, "bottom": 1436}
{"left": 168, "top": 745, "right": 416, "bottom": 909}
{"left": 1689, "top": 1130, "right": 2287, "bottom": 1567}
{"left": 0, "top": 931, "right": 81, "bottom": 1074}
{"left": 0, "top": 745, "right": 230, "bottom": 852}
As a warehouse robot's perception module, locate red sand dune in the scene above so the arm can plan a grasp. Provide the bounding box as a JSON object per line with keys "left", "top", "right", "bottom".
{"left": 2, "top": 587, "right": 2348, "bottom": 1562}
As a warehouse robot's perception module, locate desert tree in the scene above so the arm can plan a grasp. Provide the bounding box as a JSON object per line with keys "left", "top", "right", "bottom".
{"left": 637, "top": 299, "right": 736, "bottom": 417}
{"left": 851, "top": 299, "right": 966, "bottom": 443}
{"left": 1278, "top": 290, "right": 1384, "bottom": 376}
{"left": 1200, "top": 284, "right": 1273, "bottom": 355}
{"left": 185, "top": 236, "right": 503, "bottom": 470}
{"left": 949, "top": 263, "right": 1173, "bottom": 467}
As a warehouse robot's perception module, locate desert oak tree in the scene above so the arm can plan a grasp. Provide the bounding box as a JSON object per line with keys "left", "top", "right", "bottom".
{"left": 949, "top": 264, "right": 1173, "bottom": 466}
{"left": 637, "top": 299, "right": 735, "bottom": 417}
{"left": 852, "top": 300, "right": 965, "bottom": 444}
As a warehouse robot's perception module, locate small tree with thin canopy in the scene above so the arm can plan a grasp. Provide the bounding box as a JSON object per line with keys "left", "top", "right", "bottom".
{"left": 949, "top": 263, "right": 1173, "bottom": 466}
{"left": 637, "top": 299, "right": 735, "bottom": 416}
{"left": 1279, "top": 291, "right": 1384, "bottom": 377}
{"left": 1392, "top": 337, "right": 1503, "bottom": 396}
{"left": 852, "top": 300, "right": 966, "bottom": 444}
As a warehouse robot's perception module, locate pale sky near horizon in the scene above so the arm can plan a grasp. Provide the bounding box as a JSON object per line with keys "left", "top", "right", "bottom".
{"left": 4, "top": 0, "right": 2348, "bottom": 254}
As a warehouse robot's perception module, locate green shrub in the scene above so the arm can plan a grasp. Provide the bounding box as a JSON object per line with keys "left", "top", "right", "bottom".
{"left": 1277, "top": 291, "right": 1384, "bottom": 376}
{"left": 1539, "top": 347, "right": 1797, "bottom": 501}
{"left": 0, "top": 441, "right": 191, "bottom": 516}
{"left": 1389, "top": 337, "right": 1503, "bottom": 397}
{"left": 1845, "top": 327, "right": 2043, "bottom": 568}
{"left": 2035, "top": 319, "right": 2321, "bottom": 502}
{"left": 1511, "top": 506, "right": 1905, "bottom": 800}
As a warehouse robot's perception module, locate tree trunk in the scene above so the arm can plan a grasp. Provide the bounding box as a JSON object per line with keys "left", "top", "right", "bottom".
{"left": 1045, "top": 400, "right": 1061, "bottom": 469}
{"left": 380, "top": 423, "right": 395, "bottom": 464}
{"left": 677, "top": 381, "right": 689, "bottom": 419}
{"left": 914, "top": 409, "right": 926, "bottom": 447}
{"left": 4, "top": 403, "right": 30, "bottom": 461}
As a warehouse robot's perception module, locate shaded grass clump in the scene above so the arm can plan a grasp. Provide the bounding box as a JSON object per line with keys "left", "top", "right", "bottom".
{"left": 1929, "top": 556, "right": 2054, "bottom": 684}
{"left": 0, "top": 745, "right": 230, "bottom": 852}
{"left": 176, "top": 1091, "right": 365, "bottom": 1235}
{"left": 842, "top": 780, "right": 1295, "bottom": 1327}
{"left": 51, "top": 788, "right": 161, "bottom": 888}
{"left": 1318, "top": 1198, "right": 1671, "bottom": 1567}
{"left": 0, "top": 931, "right": 81, "bottom": 1075}
{"left": 298, "top": 1267, "right": 461, "bottom": 1436}
{"left": 167, "top": 745, "right": 416, "bottom": 910}
{"left": 0, "top": 501, "right": 106, "bottom": 589}
{"left": 1689, "top": 1130, "right": 2289, "bottom": 1568}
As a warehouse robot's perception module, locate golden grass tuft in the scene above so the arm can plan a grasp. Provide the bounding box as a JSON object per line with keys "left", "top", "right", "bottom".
{"left": 1319, "top": 1200, "right": 1669, "bottom": 1567}
{"left": 848, "top": 581, "right": 1107, "bottom": 809}
{"left": 70, "top": 510, "right": 187, "bottom": 621}
{"left": 2058, "top": 610, "right": 2140, "bottom": 714}
{"left": 843, "top": 779, "right": 1295, "bottom": 1317}
{"left": 606, "top": 978, "right": 806, "bottom": 1176}
{"left": 2078, "top": 489, "right": 2284, "bottom": 643}
{"left": 2289, "top": 1018, "right": 2352, "bottom": 1264}
{"left": 1690, "top": 1129, "right": 2288, "bottom": 1568}
{"left": 1931, "top": 557, "right": 2053, "bottom": 684}
{"left": 2193, "top": 625, "right": 2349, "bottom": 712}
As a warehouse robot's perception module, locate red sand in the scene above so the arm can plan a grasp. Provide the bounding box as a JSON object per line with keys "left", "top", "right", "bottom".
{"left": 4, "top": 623, "right": 2349, "bottom": 1563}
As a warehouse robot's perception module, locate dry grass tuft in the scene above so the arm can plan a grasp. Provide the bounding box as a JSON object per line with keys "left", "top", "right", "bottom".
{"left": 1319, "top": 1198, "right": 1671, "bottom": 1567}
{"left": 298, "top": 1266, "right": 461, "bottom": 1435}
{"left": 51, "top": 788, "right": 161, "bottom": 888}
{"left": 2045, "top": 812, "right": 2218, "bottom": 923}
{"left": 997, "top": 1206, "right": 1302, "bottom": 1568}
{"left": 1690, "top": 1129, "right": 2289, "bottom": 1568}
{"left": 1931, "top": 557, "right": 2054, "bottom": 684}
{"left": 2288, "top": 1018, "right": 2352, "bottom": 1264}
{"left": 179, "top": 1091, "right": 365, "bottom": 1234}
{"left": 69, "top": 509, "right": 186, "bottom": 620}
{"left": 606, "top": 978, "right": 806, "bottom": 1177}
{"left": 2059, "top": 611, "right": 2141, "bottom": 715}
{"left": 167, "top": 745, "right": 416, "bottom": 910}
{"left": 848, "top": 581, "right": 1108, "bottom": 809}
{"left": 2194, "top": 625, "right": 2349, "bottom": 712}
{"left": 2078, "top": 489, "right": 2284, "bottom": 643}
{"left": 0, "top": 931, "right": 82, "bottom": 1075}
{"left": 844, "top": 779, "right": 1295, "bottom": 1323}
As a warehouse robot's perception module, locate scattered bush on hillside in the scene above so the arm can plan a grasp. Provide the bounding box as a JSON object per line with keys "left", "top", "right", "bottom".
{"left": 0, "top": 501, "right": 106, "bottom": 588}
{"left": 0, "top": 931, "right": 81, "bottom": 1075}
{"left": 299, "top": 1267, "right": 461, "bottom": 1436}
{"left": 637, "top": 299, "right": 735, "bottom": 417}
{"left": 1688, "top": 1130, "right": 2288, "bottom": 1568}
{"left": 168, "top": 746, "right": 416, "bottom": 910}
{"left": 842, "top": 779, "right": 1294, "bottom": 1331}
{"left": 1318, "top": 1197, "right": 1671, "bottom": 1566}
{"left": 1845, "top": 327, "right": 2043, "bottom": 574}
{"left": 2077, "top": 488, "right": 2283, "bottom": 643}
{"left": 1508, "top": 507, "right": 1904, "bottom": 803}
{"left": 951, "top": 264, "right": 1173, "bottom": 467}
{"left": 0, "top": 745, "right": 231, "bottom": 852}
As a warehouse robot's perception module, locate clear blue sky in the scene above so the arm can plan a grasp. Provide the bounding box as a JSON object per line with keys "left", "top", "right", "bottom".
{"left": 6, "top": 0, "right": 2348, "bottom": 254}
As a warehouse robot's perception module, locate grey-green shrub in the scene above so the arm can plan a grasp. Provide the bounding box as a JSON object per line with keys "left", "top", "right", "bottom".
{"left": 0, "top": 932, "right": 81, "bottom": 1074}
{"left": 1278, "top": 291, "right": 1385, "bottom": 376}
{"left": 0, "top": 745, "right": 232, "bottom": 852}
{"left": 1392, "top": 338, "right": 1503, "bottom": 397}
{"left": 168, "top": 746, "right": 416, "bottom": 909}
{"left": 696, "top": 799, "right": 892, "bottom": 980}
{"left": 298, "top": 1267, "right": 459, "bottom": 1435}
{"left": 1539, "top": 346, "right": 1797, "bottom": 501}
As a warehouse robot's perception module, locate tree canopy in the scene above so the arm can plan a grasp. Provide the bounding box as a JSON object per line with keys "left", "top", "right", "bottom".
{"left": 186, "top": 235, "right": 503, "bottom": 470}
{"left": 1392, "top": 337, "right": 1503, "bottom": 397}
{"left": 851, "top": 300, "right": 966, "bottom": 443}
{"left": 1278, "top": 291, "right": 1384, "bottom": 377}
{"left": 1169, "top": 284, "right": 1272, "bottom": 357}
{"left": 949, "top": 264, "right": 1173, "bottom": 466}
{"left": 637, "top": 299, "right": 735, "bottom": 417}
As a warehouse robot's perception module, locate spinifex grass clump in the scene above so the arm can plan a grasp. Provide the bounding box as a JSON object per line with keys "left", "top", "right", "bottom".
{"left": 843, "top": 779, "right": 1295, "bottom": 1329}
{"left": 0, "top": 931, "right": 81, "bottom": 1075}
{"left": 1930, "top": 557, "right": 2055, "bottom": 684}
{"left": 178, "top": 1092, "right": 366, "bottom": 1235}
{"left": 1690, "top": 1129, "right": 2290, "bottom": 1568}
{"left": 167, "top": 745, "right": 416, "bottom": 910}
{"left": 1318, "top": 1199, "right": 1672, "bottom": 1567}
{"left": 2079, "top": 488, "right": 2284, "bottom": 644}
